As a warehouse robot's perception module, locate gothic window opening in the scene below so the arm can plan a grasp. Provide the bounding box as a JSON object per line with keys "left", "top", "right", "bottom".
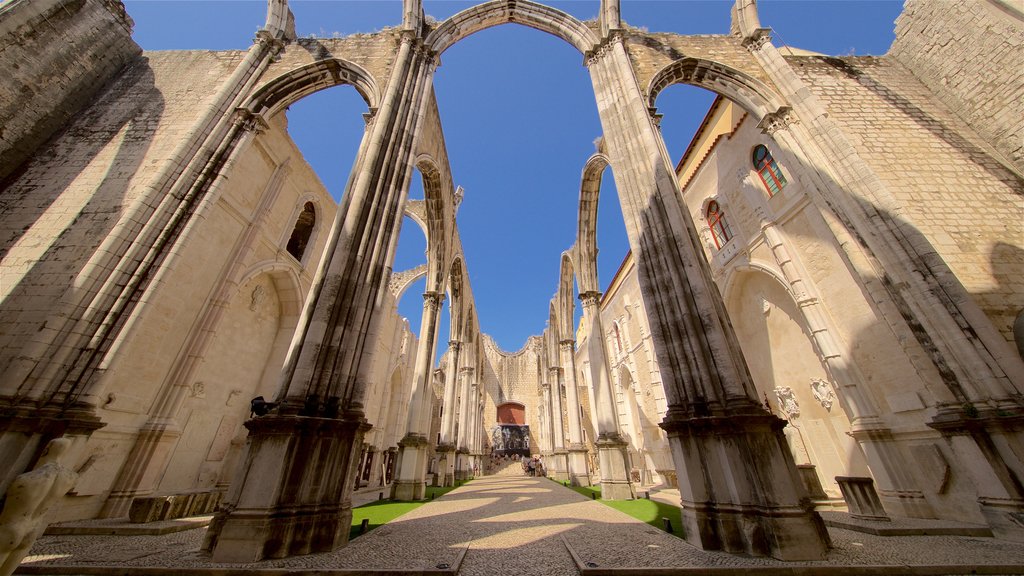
{"left": 706, "top": 200, "right": 732, "bottom": 249}
{"left": 752, "top": 144, "right": 787, "bottom": 197}
{"left": 286, "top": 202, "right": 316, "bottom": 262}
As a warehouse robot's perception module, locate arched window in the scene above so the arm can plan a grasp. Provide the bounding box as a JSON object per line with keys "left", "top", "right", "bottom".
{"left": 752, "top": 145, "right": 787, "bottom": 197}
{"left": 286, "top": 202, "right": 316, "bottom": 262}
{"left": 706, "top": 200, "right": 732, "bottom": 249}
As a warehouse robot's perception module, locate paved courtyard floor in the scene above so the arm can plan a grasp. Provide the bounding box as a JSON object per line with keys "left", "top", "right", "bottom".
{"left": 17, "top": 475, "right": 1024, "bottom": 575}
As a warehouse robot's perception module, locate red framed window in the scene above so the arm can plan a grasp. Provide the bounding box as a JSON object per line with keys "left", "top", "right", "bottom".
{"left": 752, "top": 145, "right": 787, "bottom": 197}
{"left": 706, "top": 200, "right": 732, "bottom": 249}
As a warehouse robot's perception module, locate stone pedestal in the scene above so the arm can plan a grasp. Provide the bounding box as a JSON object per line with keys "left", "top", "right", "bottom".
{"left": 437, "top": 445, "right": 456, "bottom": 487}
{"left": 596, "top": 436, "right": 634, "bottom": 500}
{"left": 662, "top": 408, "right": 829, "bottom": 560}
{"left": 567, "top": 444, "right": 591, "bottom": 487}
{"left": 549, "top": 449, "right": 569, "bottom": 482}
{"left": 391, "top": 434, "right": 430, "bottom": 501}
{"left": 836, "top": 476, "right": 890, "bottom": 521}
{"left": 207, "top": 414, "right": 366, "bottom": 563}
{"left": 454, "top": 449, "right": 471, "bottom": 481}
{"left": 797, "top": 464, "right": 828, "bottom": 501}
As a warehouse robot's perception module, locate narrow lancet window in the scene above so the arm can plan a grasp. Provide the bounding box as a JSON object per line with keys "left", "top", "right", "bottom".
{"left": 706, "top": 200, "right": 732, "bottom": 249}
{"left": 752, "top": 144, "right": 787, "bottom": 197}
{"left": 286, "top": 202, "right": 316, "bottom": 261}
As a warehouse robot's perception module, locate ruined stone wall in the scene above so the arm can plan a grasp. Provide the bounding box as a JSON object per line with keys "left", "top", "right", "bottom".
{"left": 889, "top": 0, "right": 1024, "bottom": 173}
{"left": 480, "top": 335, "right": 543, "bottom": 455}
{"left": 789, "top": 55, "right": 1024, "bottom": 345}
{"left": 0, "top": 0, "right": 140, "bottom": 183}
{"left": 0, "top": 50, "right": 245, "bottom": 398}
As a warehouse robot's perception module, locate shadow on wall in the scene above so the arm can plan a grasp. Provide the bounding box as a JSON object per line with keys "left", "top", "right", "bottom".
{"left": 0, "top": 58, "right": 164, "bottom": 396}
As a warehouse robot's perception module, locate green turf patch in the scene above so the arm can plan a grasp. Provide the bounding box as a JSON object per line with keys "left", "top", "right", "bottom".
{"left": 349, "top": 481, "right": 467, "bottom": 540}
{"left": 566, "top": 482, "right": 684, "bottom": 538}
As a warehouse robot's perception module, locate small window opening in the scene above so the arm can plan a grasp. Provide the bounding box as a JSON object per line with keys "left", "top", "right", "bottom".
{"left": 706, "top": 200, "right": 732, "bottom": 249}
{"left": 752, "top": 145, "right": 787, "bottom": 197}
{"left": 286, "top": 202, "right": 316, "bottom": 261}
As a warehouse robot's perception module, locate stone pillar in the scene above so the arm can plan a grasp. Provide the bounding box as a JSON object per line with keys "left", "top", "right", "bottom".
{"left": 437, "top": 341, "right": 461, "bottom": 486}
{"left": 548, "top": 366, "right": 569, "bottom": 482}
{"left": 455, "top": 368, "right": 474, "bottom": 481}
{"left": 392, "top": 291, "right": 445, "bottom": 501}
{"left": 207, "top": 33, "right": 435, "bottom": 562}
{"left": 561, "top": 340, "right": 591, "bottom": 486}
{"left": 586, "top": 34, "right": 827, "bottom": 559}
{"left": 578, "top": 291, "right": 633, "bottom": 499}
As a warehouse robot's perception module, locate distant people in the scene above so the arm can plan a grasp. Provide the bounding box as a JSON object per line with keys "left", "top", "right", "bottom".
{"left": 537, "top": 455, "right": 546, "bottom": 478}
{"left": 0, "top": 438, "right": 78, "bottom": 576}
{"left": 528, "top": 457, "right": 537, "bottom": 477}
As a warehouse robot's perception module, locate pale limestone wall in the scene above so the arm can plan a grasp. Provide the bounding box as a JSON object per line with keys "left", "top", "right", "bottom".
{"left": 52, "top": 109, "right": 337, "bottom": 519}
{"left": 789, "top": 55, "right": 1024, "bottom": 347}
{"left": 480, "top": 336, "right": 543, "bottom": 456}
{"left": 0, "top": 50, "right": 244, "bottom": 397}
{"left": 890, "top": 0, "right": 1024, "bottom": 173}
{"left": 0, "top": 0, "right": 140, "bottom": 182}
{"left": 593, "top": 255, "right": 671, "bottom": 485}
{"left": 679, "top": 109, "right": 988, "bottom": 520}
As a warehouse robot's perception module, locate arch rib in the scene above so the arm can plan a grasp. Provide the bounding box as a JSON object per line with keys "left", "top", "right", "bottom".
{"left": 575, "top": 152, "right": 610, "bottom": 294}
{"left": 425, "top": 0, "right": 599, "bottom": 56}
{"left": 243, "top": 58, "right": 380, "bottom": 118}
{"left": 647, "top": 57, "right": 783, "bottom": 120}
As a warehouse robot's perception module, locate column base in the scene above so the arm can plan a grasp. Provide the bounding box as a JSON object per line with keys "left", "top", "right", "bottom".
{"left": 661, "top": 406, "right": 829, "bottom": 560}
{"left": 548, "top": 449, "right": 569, "bottom": 482}
{"left": 207, "top": 414, "right": 366, "bottom": 563}
{"left": 390, "top": 434, "right": 430, "bottom": 501}
{"left": 567, "top": 445, "right": 591, "bottom": 487}
{"left": 596, "top": 436, "right": 634, "bottom": 500}
{"left": 436, "top": 445, "right": 456, "bottom": 487}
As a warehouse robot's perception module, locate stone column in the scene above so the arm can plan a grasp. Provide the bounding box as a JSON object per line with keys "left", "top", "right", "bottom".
{"left": 579, "top": 291, "right": 633, "bottom": 499}
{"left": 392, "top": 291, "right": 445, "bottom": 500}
{"left": 455, "top": 367, "right": 474, "bottom": 480}
{"left": 586, "top": 34, "right": 827, "bottom": 559}
{"left": 437, "top": 341, "right": 461, "bottom": 486}
{"left": 207, "top": 33, "right": 435, "bottom": 562}
{"left": 548, "top": 367, "right": 569, "bottom": 481}
{"left": 561, "top": 339, "right": 591, "bottom": 486}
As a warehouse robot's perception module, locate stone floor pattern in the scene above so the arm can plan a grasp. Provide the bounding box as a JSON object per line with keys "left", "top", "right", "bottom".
{"left": 19, "top": 476, "right": 1024, "bottom": 575}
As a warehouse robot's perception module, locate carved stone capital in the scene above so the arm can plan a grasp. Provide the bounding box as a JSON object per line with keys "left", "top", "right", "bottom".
{"left": 459, "top": 366, "right": 474, "bottom": 375}
{"left": 584, "top": 30, "right": 623, "bottom": 68}
{"left": 559, "top": 339, "right": 576, "bottom": 353}
{"left": 578, "top": 291, "right": 602, "bottom": 308}
{"left": 742, "top": 27, "right": 772, "bottom": 52}
{"left": 422, "top": 291, "right": 445, "bottom": 310}
{"left": 254, "top": 29, "right": 287, "bottom": 53}
{"left": 757, "top": 106, "right": 799, "bottom": 136}
{"left": 234, "top": 108, "right": 269, "bottom": 134}
{"left": 448, "top": 340, "right": 462, "bottom": 353}
{"left": 548, "top": 366, "right": 562, "bottom": 376}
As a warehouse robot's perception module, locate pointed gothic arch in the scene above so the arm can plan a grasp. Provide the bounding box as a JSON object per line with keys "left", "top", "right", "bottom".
{"left": 425, "top": 0, "right": 599, "bottom": 57}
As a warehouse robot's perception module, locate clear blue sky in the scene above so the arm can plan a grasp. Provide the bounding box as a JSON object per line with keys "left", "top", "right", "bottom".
{"left": 125, "top": 0, "right": 903, "bottom": 358}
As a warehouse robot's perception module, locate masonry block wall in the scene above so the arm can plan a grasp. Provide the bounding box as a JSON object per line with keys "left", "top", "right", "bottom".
{"left": 789, "top": 55, "right": 1024, "bottom": 345}
{"left": 889, "top": 0, "right": 1024, "bottom": 173}
{"left": 0, "top": 0, "right": 140, "bottom": 183}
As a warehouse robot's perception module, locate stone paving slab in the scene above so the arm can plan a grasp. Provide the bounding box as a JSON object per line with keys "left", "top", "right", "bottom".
{"left": 15, "top": 476, "right": 1024, "bottom": 576}
{"left": 43, "top": 515, "right": 213, "bottom": 536}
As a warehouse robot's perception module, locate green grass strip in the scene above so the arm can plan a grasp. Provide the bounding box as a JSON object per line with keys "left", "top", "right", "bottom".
{"left": 566, "top": 482, "right": 684, "bottom": 538}
{"left": 349, "top": 481, "right": 467, "bottom": 540}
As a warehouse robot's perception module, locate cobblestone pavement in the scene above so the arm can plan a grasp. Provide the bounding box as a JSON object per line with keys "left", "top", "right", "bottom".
{"left": 18, "top": 476, "right": 1024, "bottom": 575}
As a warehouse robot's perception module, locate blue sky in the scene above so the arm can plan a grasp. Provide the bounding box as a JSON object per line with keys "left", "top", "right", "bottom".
{"left": 124, "top": 0, "right": 903, "bottom": 357}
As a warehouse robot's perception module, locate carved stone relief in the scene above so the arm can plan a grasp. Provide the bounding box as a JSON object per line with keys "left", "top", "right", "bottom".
{"left": 774, "top": 386, "right": 799, "bottom": 419}
{"left": 810, "top": 378, "right": 835, "bottom": 412}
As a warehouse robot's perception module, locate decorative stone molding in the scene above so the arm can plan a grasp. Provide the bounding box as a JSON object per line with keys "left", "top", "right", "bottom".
{"left": 387, "top": 263, "right": 428, "bottom": 297}
{"left": 559, "top": 339, "right": 575, "bottom": 353}
{"left": 584, "top": 30, "right": 623, "bottom": 68}
{"left": 774, "top": 386, "right": 800, "bottom": 419}
{"left": 741, "top": 27, "right": 772, "bottom": 52}
{"left": 579, "top": 291, "right": 602, "bottom": 309}
{"left": 810, "top": 378, "right": 835, "bottom": 412}
{"left": 234, "top": 108, "right": 269, "bottom": 134}
{"left": 422, "top": 291, "right": 445, "bottom": 311}
{"left": 249, "top": 284, "right": 266, "bottom": 311}
{"left": 757, "top": 106, "right": 799, "bottom": 136}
